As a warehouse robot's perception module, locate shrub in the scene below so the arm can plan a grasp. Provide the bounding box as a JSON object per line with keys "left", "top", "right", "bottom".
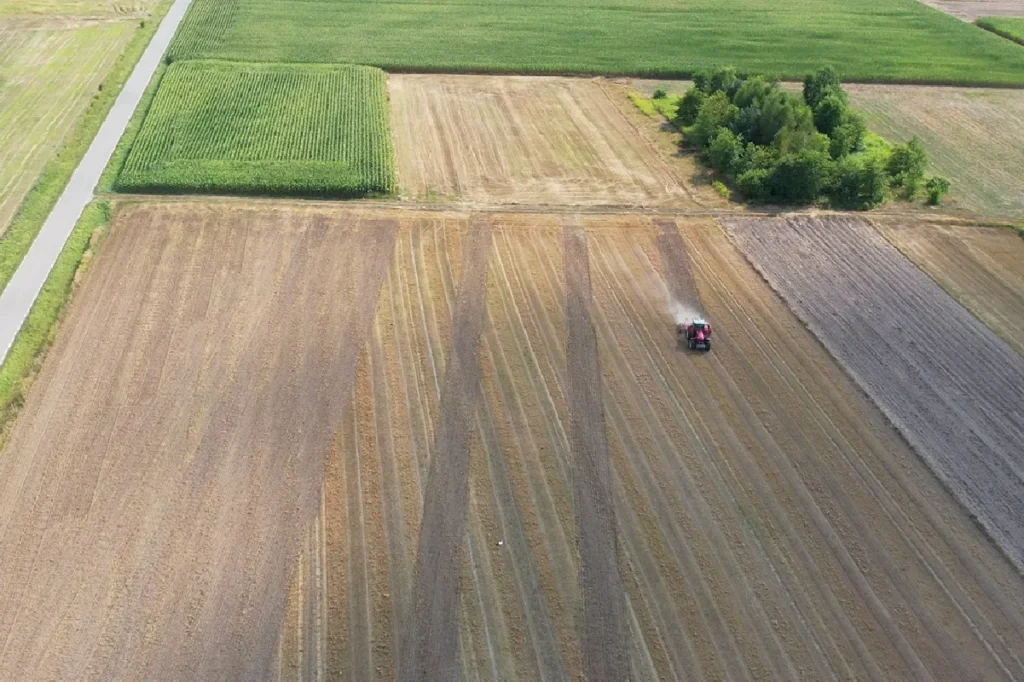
{"left": 887, "top": 136, "right": 928, "bottom": 196}
{"left": 926, "top": 175, "right": 951, "bottom": 205}
{"left": 708, "top": 66, "right": 741, "bottom": 97}
{"left": 813, "top": 93, "right": 847, "bottom": 136}
{"left": 675, "top": 88, "right": 707, "bottom": 126}
{"left": 712, "top": 180, "right": 731, "bottom": 199}
{"left": 832, "top": 157, "right": 889, "bottom": 208}
{"left": 653, "top": 87, "right": 668, "bottom": 99}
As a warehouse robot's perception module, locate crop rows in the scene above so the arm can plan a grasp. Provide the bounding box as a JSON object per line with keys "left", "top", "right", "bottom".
{"left": 977, "top": 17, "right": 1024, "bottom": 46}
{"left": 116, "top": 61, "right": 396, "bottom": 197}
{"left": 165, "top": 0, "right": 1024, "bottom": 85}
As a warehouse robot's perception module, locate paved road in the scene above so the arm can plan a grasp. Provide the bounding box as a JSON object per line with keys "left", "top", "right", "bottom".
{"left": 0, "top": 0, "right": 193, "bottom": 364}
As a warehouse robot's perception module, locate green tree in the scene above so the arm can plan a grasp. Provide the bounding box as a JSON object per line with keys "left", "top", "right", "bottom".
{"left": 689, "top": 92, "right": 739, "bottom": 148}
{"left": 887, "top": 136, "right": 928, "bottom": 196}
{"left": 803, "top": 65, "right": 845, "bottom": 110}
{"left": 770, "top": 149, "right": 833, "bottom": 204}
{"left": 828, "top": 113, "right": 866, "bottom": 159}
{"left": 706, "top": 128, "right": 747, "bottom": 178}
{"left": 813, "top": 93, "right": 847, "bottom": 136}
{"left": 708, "top": 66, "right": 741, "bottom": 97}
{"left": 737, "top": 167, "right": 772, "bottom": 203}
{"left": 675, "top": 88, "right": 707, "bottom": 126}
{"left": 925, "top": 175, "right": 951, "bottom": 205}
{"left": 733, "top": 76, "right": 777, "bottom": 109}
{"left": 832, "top": 157, "right": 889, "bottom": 208}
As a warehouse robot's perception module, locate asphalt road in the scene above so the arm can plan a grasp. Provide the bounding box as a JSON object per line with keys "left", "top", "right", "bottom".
{"left": 0, "top": 0, "right": 193, "bottom": 364}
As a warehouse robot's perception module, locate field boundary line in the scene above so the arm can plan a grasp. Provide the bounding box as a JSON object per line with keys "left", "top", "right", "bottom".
{"left": 0, "top": 0, "right": 194, "bottom": 364}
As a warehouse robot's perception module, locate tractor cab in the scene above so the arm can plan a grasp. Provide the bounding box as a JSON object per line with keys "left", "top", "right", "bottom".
{"left": 680, "top": 317, "right": 712, "bottom": 351}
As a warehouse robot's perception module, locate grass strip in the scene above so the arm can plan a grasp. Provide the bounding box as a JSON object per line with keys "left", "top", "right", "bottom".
{"left": 0, "top": 0, "right": 171, "bottom": 295}
{"left": 0, "top": 201, "right": 111, "bottom": 445}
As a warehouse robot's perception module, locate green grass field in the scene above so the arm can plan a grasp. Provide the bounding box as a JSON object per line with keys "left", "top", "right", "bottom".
{"left": 977, "top": 17, "right": 1024, "bottom": 46}
{"left": 166, "top": 0, "right": 1024, "bottom": 84}
{"left": 115, "top": 61, "right": 396, "bottom": 196}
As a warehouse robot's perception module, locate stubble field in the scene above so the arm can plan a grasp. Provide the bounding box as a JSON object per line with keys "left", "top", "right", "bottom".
{"left": 0, "top": 18, "right": 132, "bottom": 233}
{"left": 389, "top": 75, "right": 721, "bottom": 209}
{"left": 0, "top": 200, "right": 1008, "bottom": 679}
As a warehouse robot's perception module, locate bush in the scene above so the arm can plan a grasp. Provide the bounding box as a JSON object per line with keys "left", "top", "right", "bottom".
{"left": 813, "top": 93, "right": 847, "bottom": 136}
{"left": 712, "top": 180, "right": 731, "bottom": 199}
{"left": 886, "top": 136, "right": 928, "bottom": 196}
{"left": 688, "top": 91, "right": 739, "bottom": 148}
{"left": 653, "top": 87, "right": 667, "bottom": 99}
{"left": 708, "top": 66, "right": 741, "bottom": 97}
{"left": 926, "top": 175, "right": 951, "bottom": 205}
{"left": 675, "top": 88, "right": 707, "bottom": 126}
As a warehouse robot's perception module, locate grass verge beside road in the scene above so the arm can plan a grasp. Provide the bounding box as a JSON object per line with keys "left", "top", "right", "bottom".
{"left": 0, "top": 0, "right": 171, "bottom": 295}
{"left": 0, "top": 201, "right": 111, "bottom": 446}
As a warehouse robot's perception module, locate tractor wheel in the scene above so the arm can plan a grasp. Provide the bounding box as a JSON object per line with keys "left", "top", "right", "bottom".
{"left": 705, "top": 339, "right": 711, "bottom": 352}
{"left": 688, "top": 338, "right": 695, "bottom": 350}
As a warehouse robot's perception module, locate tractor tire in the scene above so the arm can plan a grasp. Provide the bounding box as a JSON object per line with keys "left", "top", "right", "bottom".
{"left": 705, "top": 339, "right": 711, "bottom": 351}
{"left": 688, "top": 338, "right": 695, "bottom": 350}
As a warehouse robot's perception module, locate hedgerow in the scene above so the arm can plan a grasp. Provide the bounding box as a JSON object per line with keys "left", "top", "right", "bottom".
{"left": 115, "top": 61, "right": 396, "bottom": 197}
{"left": 676, "top": 66, "right": 949, "bottom": 209}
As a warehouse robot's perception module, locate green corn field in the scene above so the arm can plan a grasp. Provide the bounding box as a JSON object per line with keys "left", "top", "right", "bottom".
{"left": 116, "top": 61, "right": 396, "bottom": 197}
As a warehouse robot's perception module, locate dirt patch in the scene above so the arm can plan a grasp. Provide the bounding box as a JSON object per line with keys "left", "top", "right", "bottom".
{"left": 388, "top": 74, "right": 719, "bottom": 209}
{"left": 915, "top": 0, "right": 1024, "bottom": 20}
{"left": 876, "top": 219, "right": 1024, "bottom": 356}
{"left": 727, "top": 214, "right": 1024, "bottom": 574}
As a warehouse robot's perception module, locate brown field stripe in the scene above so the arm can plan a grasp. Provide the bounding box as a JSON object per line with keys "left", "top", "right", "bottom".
{"left": 654, "top": 218, "right": 703, "bottom": 309}
{"left": 400, "top": 217, "right": 492, "bottom": 682}
{"left": 562, "top": 217, "right": 629, "bottom": 681}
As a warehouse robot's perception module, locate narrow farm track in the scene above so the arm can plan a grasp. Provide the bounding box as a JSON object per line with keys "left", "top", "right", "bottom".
{"left": 272, "top": 206, "right": 1024, "bottom": 681}
{"left": 875, "top": 219, "right": 1024, "bottom": 357}
{"left": 727, "top": 215, "right": 1024, "bottom": 573}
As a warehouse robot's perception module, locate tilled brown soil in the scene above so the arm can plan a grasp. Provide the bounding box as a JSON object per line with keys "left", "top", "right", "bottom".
{"left": 280, "top": 208, "right": 1024, "bottom": 681}
{"left": 727, "top": 214, "right": 1024, "bottom": 574}
{"left": 876, "top": 219, "right": 1024, "bottom": 356}
{"left": 388, "top": 74, "right": 721, "bottom": 209}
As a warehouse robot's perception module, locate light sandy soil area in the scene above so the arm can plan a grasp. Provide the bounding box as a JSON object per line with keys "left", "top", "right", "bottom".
{"left": 388, "top": 74, "right": 723, "bottom": 210}
{"left": 876, "top": 219, "right": 1024, "bottom": 356}
{"left": 728, "top": 214, "right": 1024, "bottom": 574}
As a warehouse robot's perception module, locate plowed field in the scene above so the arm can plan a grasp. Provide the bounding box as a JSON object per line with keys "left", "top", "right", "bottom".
{"left": 877, "top": 219, "right": 1024, "bottom": 356}
{"left": 388, "top": 75, "right": 720, "bottom": 209}
{"left": 727, "top": 215, "right": 1024, "bottom": 574}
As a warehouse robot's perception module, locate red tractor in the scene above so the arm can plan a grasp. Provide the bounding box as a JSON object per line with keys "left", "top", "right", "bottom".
{"left": 677, "top": 317, "right": 712, "bottom": 351}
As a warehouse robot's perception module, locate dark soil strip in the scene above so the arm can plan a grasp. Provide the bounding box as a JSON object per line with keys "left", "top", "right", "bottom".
{"left": 400, "top": 217, "right": 492, "bottom": 682}
{"left": 654, "top": 218, "right": 702, "bottom": 307}
{"left": 562, "top": 217, "right": 629, "bottom": 681}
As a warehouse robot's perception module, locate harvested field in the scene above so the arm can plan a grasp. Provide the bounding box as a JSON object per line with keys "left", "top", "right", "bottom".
{"left": 388, "top": 75, "right": 721, "bottom": 209}
{"left": 877, "top": 219, "right": 1024, "bottom": 356}
{"left": 0, "top": 18, "right": 133, "bottom": 233}
{"left": 847, "top": 84, "right": 1024, "bottom": 219}
{"left": 276, "top": 207, "right": 1024, "bottom": 680}
{"left": 727, "top": 215, "right": 1024, "bottom": 574}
